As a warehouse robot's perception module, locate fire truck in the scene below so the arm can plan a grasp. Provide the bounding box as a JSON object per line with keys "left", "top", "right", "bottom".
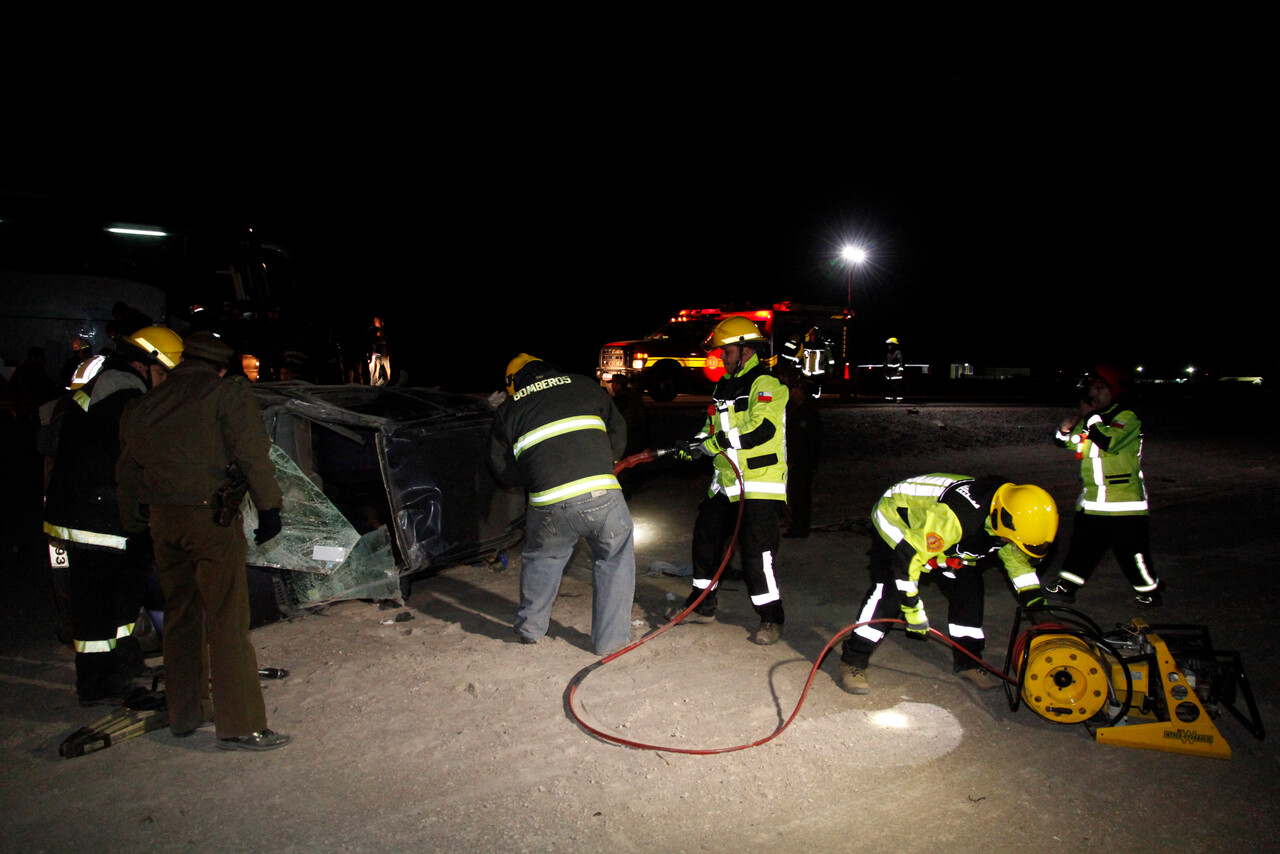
{"left": 597, "top": 303, "right": 849, "bottom": 401}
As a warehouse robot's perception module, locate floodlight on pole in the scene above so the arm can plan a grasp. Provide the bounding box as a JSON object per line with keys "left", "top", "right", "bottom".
{"left": 837, "top": 245, "right": 869, "bottom": 394}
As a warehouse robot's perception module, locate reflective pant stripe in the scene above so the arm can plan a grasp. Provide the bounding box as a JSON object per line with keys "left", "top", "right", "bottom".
{"left": 1133, "top": 553, "right": 1158, "bottom": 591}
{"left": 854, "top": 583, "right": 887, "bottom": 643}
{"left": 949, "top": 623, "right": 985, "bottom": 640}
{"left": 749, "top": 551, "right": 780, "bottom": 606}
{"left": 74, "top": 622, "right": 136, "bottom": 653}
{"left": 1060, "top": 570, "right": 1086, "bottom": 586}
{"left": 1080, "top": 499, "right": 1148, "bottom": 512}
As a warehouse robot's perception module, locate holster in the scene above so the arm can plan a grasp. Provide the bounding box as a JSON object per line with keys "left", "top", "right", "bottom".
{"left": 214, "top": 462, "right": 249, "bottom": 527}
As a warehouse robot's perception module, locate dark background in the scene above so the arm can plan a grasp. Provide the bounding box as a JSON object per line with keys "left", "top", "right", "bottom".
{"left": 3, "top": 16, "right": 1267, "bottom": 394}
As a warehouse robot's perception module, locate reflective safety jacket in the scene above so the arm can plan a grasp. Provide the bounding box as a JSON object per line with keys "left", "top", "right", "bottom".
{"left": 43, "top": 358, "right": 148, "bottom": 550}
{"left": 1055, "top": 403, "right": 1148, "bottom": 515}
{"left": 490, "top": 365, "right": 627, "bottom": 508}
{"left": 872, "top": 473, "right": 1042, "bottom": 609}
{"left": 696, "top": 353, "right": 788, "bottom": 502}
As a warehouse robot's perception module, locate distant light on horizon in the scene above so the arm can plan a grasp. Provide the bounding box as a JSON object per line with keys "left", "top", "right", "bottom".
{"left": 106, "top": 226, "right": 167, "bottom": 237}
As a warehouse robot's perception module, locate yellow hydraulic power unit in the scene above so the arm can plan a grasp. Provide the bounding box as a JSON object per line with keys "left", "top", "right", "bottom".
{"left": 1003, "top": 609, "right": 1265, "bottom": 759}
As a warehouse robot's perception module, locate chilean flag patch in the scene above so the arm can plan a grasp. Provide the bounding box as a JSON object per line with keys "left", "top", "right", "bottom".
{"left": 756, "top": 390, "right": 773, "bottom": 403}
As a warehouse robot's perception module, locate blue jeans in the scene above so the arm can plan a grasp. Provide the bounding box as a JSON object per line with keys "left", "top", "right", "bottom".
{"left": 517, "top": 489, "right": 635, "bottom": 654}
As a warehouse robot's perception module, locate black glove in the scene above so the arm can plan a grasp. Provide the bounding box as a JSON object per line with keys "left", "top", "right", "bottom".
{"left": 254, "top": 508, "right": 283, "bottom": 545}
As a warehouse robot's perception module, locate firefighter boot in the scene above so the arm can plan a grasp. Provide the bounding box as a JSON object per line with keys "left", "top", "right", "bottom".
{"left": 838, "top": 663, "right": 871, "bottom": 695}
{"left": 751, "top": 622, "right": 783, "bottom": 645}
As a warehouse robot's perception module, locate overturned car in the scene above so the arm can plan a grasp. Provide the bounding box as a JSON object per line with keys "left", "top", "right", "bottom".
{"left": 243, "top": 383, "right": 525, "bottom": 624}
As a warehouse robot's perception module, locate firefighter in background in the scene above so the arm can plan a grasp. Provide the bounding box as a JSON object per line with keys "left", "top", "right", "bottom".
{"left": 1043, "top": 366, "right": 1162, "bottom": 606}
{"left": 674, "top": 317, "right": 789, "bottom": 645}
{"left": 43, "top": 326, "right": 183, "bottom": 704}
{"left": 836, "top": 474, "right": 1057, "bottom": 695}
{"left": 884, "top": 337, "right": 904, "bottom": 401}
{"left": 777, "top": 331, "right": 827, "bottom": 539}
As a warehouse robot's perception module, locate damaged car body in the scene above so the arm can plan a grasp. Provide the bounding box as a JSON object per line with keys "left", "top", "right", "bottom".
{"left": 243, "top": 383, "right": 525, "bottom": 624}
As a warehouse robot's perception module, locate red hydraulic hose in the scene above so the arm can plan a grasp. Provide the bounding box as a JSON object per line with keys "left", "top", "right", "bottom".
{"left": 570, "top": 448, "right": 1016, "bottom": 754}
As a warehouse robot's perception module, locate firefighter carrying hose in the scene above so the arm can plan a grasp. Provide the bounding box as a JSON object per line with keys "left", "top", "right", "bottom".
{"left": 672, "top": 317, "right": 789, "bottom": 645}
{"left": 837, "top": 474, "right": 1057, "bottom": 694}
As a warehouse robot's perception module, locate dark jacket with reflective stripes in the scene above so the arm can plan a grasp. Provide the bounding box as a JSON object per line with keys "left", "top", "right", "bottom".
{"left": 43, "top": 356, "right": 148, "bottom": 549}
{"left": 489, "top": 364, "right": 627, "bottom": 507}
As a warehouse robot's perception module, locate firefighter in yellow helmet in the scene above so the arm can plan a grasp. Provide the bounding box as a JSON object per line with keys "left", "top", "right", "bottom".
{"left": 836, "top": 474, "right": 1057, "bottom": 695}
{"left": 490, "top": 354, "right": 636, "bottom": 655}
{"left": 673, "top": 316, "right": 790, "bottom": 645}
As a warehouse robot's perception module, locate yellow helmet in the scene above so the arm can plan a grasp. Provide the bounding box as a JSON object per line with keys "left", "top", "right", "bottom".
{"left": 990, "top": 483, "right": 1058, "bottom": 559}
{"left": 68, "top": 355, "right": 106, "bottom": 389}
{"left": 886, "top": 337, "right": 899, "bottom": 345}
{"left": 505, "top": 353, "right": 543, "bottom": 395}
{"left": 118, "top": 326, "right": 184, "bottom": 369}
{"left": 702, "top": 317, "right": 765, "bottom": 352}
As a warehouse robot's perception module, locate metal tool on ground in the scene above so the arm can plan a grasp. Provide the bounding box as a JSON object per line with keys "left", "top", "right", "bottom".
{"left": 1004, "top": 607, "right": 1264, "bottom": 759}
{"left": 60, "top": 688, "right": 168, "bottom": 758}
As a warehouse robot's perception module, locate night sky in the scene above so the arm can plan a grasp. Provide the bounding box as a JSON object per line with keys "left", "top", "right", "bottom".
{"left": 5, "top": 33, "right": 1266, "bottom": 392}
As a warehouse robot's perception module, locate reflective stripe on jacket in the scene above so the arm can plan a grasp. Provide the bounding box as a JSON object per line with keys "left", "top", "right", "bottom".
{"left": 490, "top": 366, "right": 626, "bottom": 508}
{"left": 1055, "top": 403, "right": 1148, "bottom": 515}
{"left": 697, "top": 354, "right": 787, "bottom": 502}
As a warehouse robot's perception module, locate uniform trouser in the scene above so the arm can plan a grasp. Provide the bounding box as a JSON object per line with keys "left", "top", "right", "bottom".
{"left": 68, "top": 545, "right": 144, "bottom": 699}
{"left": 150, "top": 505, "right": 266, "bottom": 738}
{"left": 686, "top": 494, "right": 785, "bottom": 624}
{"left": 516, "top": 489, "right": 636, "bottom": 655}
{"left": 841, "top": 536, "right": 985, "bottom": 671}
{"left": 1058, "top": 511, "right": 1158, "bottom": 593}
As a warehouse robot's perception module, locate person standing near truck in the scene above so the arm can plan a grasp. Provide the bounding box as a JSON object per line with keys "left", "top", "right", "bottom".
{"left": 673, "top": 317, "right": 789, "bottom": 645}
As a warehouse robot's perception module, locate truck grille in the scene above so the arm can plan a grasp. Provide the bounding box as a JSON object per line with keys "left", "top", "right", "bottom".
{"left": 600, "top": 346, "right": 626, "bottom": 371}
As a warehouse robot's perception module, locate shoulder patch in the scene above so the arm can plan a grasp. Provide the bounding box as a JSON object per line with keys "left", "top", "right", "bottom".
{"left": 925, "top": 532, "right": 945, "bottom": 552}
{"left": 756, "top": 390, "right": 773, "bottom": 403}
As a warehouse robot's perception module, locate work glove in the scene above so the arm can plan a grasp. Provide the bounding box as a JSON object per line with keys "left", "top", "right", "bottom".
{"left": 672, "top": 438, "right": 709, "bottom": 462}
{"left": 901, "top": 602, "right": 930, "bottom": 639}
{"left": 254, "top": 508, "right": 283, "bottom": 546}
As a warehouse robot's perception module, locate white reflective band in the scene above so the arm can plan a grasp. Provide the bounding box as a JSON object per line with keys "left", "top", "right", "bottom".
{"left": 854, "top": 583, "right": 887, "bottom": 642}
{"left": 42, "top": 523, "right": 127, "bottom": 551}
{"left": 75, "top": 639, "right": 115, "bottom": 653}
{"left": 724, "top": 480, "right": 788, "bottom": 498}
{"left": 1009, "top": 571, "right": 1040, "bottom": 591}
{"left": 949, "top": 624, "right": 985, "bottom": 640}
{"left": 513, "top": 416, "right": 606, "bottom": 459}
{"left": 528, "top": 475, "right": 620, "bottom": 507}
{"left": 749, "top": 551, "right": 781, "bottom": 605}
{"left": 1080, "top": 499, "right": 1148, "bottom": 512}
{"left": 1133, "top": 553, "right": 1157, "bottom": 589}
{"left": 1060, "top": 571, "right": 1086, "bottom": 586}
{"left": 692, "top": 578, "right": 718, "bottom": 591}
{"left": 895, "top": 580, "right": 918, "bottom": 597}
{"left": 886, "top": 476, "right": 957, "bottom": 499}
{"left": 873, "top": 508, "right": 905, "bottom": 545}
{"left": 726, "top": 427, "right": 742, "bottom": 449}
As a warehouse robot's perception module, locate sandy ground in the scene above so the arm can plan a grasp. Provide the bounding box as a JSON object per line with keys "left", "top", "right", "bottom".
{"left": 2, "top": 396, "right": 1278, "bottom": 853}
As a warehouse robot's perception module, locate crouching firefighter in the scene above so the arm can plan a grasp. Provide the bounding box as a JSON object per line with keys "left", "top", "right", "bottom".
{"left": 836, "top": 474, "right": 1057, "bottom": 695}
{"left": 674, "top": 317, "right": 789, "bottom": 646}
{"left": 43, "top": 326, "right": 184, "bottom": 705}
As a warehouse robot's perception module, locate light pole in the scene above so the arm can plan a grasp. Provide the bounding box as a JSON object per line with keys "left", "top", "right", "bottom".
{"left": 839, "top": 245, "right": 867, "bottom": 397}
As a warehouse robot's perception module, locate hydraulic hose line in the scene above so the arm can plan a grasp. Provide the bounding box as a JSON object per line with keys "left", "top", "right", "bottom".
{"left": 570, "top": 447, "right": 1017, "bottom": 754}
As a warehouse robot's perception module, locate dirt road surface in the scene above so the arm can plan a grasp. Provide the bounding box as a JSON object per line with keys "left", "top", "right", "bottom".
{"left": 2, "top": 398, "right": 1276, "bottom": 853}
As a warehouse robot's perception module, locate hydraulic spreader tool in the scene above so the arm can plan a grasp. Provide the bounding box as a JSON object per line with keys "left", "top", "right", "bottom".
{"left": 1005, "top": 607, "right": 1265, "bottom": 759}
